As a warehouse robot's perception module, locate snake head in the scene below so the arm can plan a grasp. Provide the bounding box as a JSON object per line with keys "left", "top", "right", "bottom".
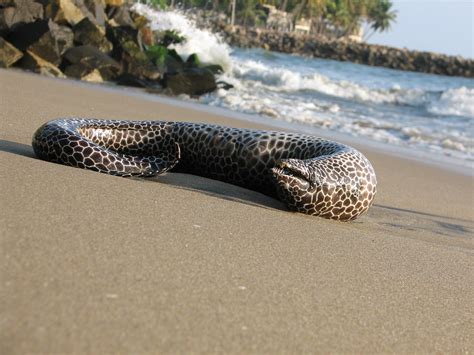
{"left": 271, "top": 159, "right": 313, "bottom": 190}
{"left": 271, "top": 159, "right": 318, "bottom": 211}
{"left": 271, "top": 154, "right": 377, "bottom": 221}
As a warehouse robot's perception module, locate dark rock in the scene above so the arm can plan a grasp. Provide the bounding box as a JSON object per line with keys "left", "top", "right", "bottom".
{"left": 0, "top": 0, "right": 15, "bottom": 7}
{"left": 163, "top": 50, "right": 184, "bottom": 74}
{"left": 144, "top": 86, "right": 165, "bottom": 95}
{"left": 105, "top": 24, "right": 137, "bottom": 59}
{"left": 163, "top": 68, "right": 217, "bottom": 96}
{"left": 203, "top": 64, "right": 224, "bottom": 74}
{"left": 185, "top": 53, "right": 200, "bottom": 67}
{"left": 5, "top": 19, "right": 48, "bottom": 51}
{"left": 216, "top": 80, "right": 233, "bottom": 90}
{"left": 63, "top": 45, "right": 120, "bottom": 80}
{"left": 121, "top": 40, "right": 161, "bottom": 80}
{"left": 38, "top": 0, "right": 55, "bottom": 19}
{"left": 146, "top": 45, "right": 183, "bottom": 74}
{"left": 0, "top": 0, "right": 43, "bottom": 31}
{"left": 157, "top": 30, "right": 185, "bottom": 47}
{"left": 115, "top": 73, "right": 150, "bottom": 88}
{"left": 28, "top": 19, "right": 73, "bottom": 65}
{"left": 73, "top": 17, "right": 112, "bottom": 53}
{"left": 116, "top": 73, "right": 163, "bottom": 91}
{"left": 107, "top": 4, "right": 134, "bottom": 28}
{"left": 17, "top": 49, "right": 65, "bottom": 77}
{"left": 0, "top": 36, "right": 23, "bottom": 67}
{"left": 107, "top": 26, "right": 161, "bottom": 80}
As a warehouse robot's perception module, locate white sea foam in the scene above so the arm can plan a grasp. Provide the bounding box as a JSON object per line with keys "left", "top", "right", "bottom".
{"left": 228, "top": 58, "right": 474, "bottom": 117}
{"left": 427, "top": 87, "right": 474, "bottom": 118}
{"left": 132, "top": 3, "right": 232, "bottom": 70}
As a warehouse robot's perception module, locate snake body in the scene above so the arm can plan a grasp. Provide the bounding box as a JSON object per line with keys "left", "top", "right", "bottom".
{"left": 32, "top": 119, "right": 377, "bottom": 221}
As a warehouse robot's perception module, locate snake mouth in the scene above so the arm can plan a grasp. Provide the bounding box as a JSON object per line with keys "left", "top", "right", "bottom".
{"left": 271, "top": 161, "right": 311, "bottom": 189}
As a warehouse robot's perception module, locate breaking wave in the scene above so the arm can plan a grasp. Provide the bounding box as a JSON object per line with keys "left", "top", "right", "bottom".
{"left": 132, "top": 3, "right": 232, "bottom": 70}
{"left": 226, "top": 58, "right": 474, "bottom": 118}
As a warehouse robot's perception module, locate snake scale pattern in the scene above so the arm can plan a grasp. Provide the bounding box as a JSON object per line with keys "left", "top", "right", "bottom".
{"left": 32, "top": 119, "right": 377, "bottom": 221}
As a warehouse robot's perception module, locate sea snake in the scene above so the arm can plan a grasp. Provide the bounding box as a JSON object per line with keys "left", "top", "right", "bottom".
{"left": 32, "top": 119, "right": 377, "bottom": 221}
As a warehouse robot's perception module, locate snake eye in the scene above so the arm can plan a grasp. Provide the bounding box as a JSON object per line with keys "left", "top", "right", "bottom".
{"left": 271, "top": 161, "right": 311, "bottom": 190}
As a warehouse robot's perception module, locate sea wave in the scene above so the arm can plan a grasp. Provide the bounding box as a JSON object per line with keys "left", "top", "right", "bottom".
{"left": 426, "top": 87, "right": 474, "bottom": 118}
{"left": 132, "top": 3, "right": 232, "bottom": 70}
{"left": 229, "top": 58, "right": 474, "bottom": 118}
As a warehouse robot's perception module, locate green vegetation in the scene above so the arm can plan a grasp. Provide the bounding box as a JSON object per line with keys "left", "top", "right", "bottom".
{"left": 144, "top": 0, "right": 396, "bottom": 39}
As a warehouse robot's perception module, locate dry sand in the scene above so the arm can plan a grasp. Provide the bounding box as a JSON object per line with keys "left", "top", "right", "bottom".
{"left": 1, "top": 69, "right": 473, "bottom": 353}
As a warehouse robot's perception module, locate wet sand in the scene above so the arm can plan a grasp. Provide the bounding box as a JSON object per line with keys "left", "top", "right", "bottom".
{"left": 1, "top": 69, "right": 473, "bottom": 353}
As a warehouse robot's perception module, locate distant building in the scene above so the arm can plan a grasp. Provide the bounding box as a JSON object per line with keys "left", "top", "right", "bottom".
{"left": 262, "top": 5, "right": 293, "bottom": 32}
{"left": 294, "top": 18, "right": 311, "bottom": 34}
{"left": 346, "top": 27, "right": 364, "bottom": 42}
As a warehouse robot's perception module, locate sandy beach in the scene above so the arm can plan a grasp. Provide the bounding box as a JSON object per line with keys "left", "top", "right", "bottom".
{"left": 1, "top": 69, "right": 473, "bottom": 353}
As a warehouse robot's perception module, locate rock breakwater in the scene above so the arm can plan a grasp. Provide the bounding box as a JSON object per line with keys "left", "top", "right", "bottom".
{"left": 206, "top": 19, "right": 474, "bottom": 78}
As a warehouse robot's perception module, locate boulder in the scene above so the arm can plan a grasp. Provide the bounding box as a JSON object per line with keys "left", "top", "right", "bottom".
{"left": 63, "top": 45, "right": 120, "bottom": 80}
{"left": 53, "top": 0, "right": 85, "bottom": 25}
{"left": 81, "top": 68, "right": 103, "bottom": 81}
{"left": 0, "top": 0, "right": 43, "bottom": 31}
{"left": 162, "top": 49, "right": 184, "bottom": 74}
{"left": 28, "top": 19, "right": 73, "bottom": 65}
{"left": 73, "top": 17, "right": 112, "bottom": 53}
{"left": 5, "top": 19, "right": 48, "bottom": 51}
{"left": 107, "top": 26, "right": 161, "bottom": 80}
{"left": 0, "top": 36, "right": 23, "bottom": 67}
{"left": 17, "top": 50, "right": 65, "bottom": 77}
{"left": 121, "top": 40, "right": 161, "bottom": 80}
{"left": 105, "top": 24, "right": 137, "bottom": 58}
{"left": 83, "top": 0, "right": 105, "bottom": 26}
{"left": 106, "top": 4, "right": 134, "bottom": 28}
{"left": 185, "top": 53, "right": 200, "bottom": 67}
{"left": 53, "top": 0, "right": 97, "bottom": 26}
{"left": 163, "top": 68, "right": 217, "bottom": 96}
{"left": 116, "top": 73, "right": 151, "bottom": 88}
{"left": 64, "top": 62, "right": 103, "bottom": 82}
{"left": 0, "top": 0, "right": 15, "bottom": 7}
{"left": 38, "top": 0, "right": 55, "bottom": 20}
{"left": 146, "top": 45, "right": 183, "bottom": 74}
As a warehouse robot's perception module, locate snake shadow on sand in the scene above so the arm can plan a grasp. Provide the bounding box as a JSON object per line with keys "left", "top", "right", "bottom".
{"left": 145, "top": 172, "right": 287, "bottom": 212}
{"left": 0, "top": 139, "right": 284, "bottom": 212}
{"left": 0, "top": 140, "right": 36, "bottom": 159}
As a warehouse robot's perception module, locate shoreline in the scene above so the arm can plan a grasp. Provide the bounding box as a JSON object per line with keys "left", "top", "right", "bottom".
{"left": 1, "top": 69, "right": 473, "bottom": 353}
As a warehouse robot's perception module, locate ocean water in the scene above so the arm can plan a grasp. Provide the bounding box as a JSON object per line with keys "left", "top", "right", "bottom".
{"left": 134, "top": 4, "right": 474, "bottom": 168}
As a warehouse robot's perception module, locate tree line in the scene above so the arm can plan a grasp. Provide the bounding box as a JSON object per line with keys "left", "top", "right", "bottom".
{"left": 147, "top": 0, "right": 397, "bottom": 40}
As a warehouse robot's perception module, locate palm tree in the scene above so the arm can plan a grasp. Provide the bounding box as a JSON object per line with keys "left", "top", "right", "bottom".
{"left": 364, "top": 0, "right": 397, "bottom": 39}
{"left": 231, "top": 0, "right": 236, "bottom": 25}
{"left": 246, "top": 0, "right": 272, "bottom": 25}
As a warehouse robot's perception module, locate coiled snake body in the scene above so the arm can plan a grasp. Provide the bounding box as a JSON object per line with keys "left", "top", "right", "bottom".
{"left": 33, "top": 119, "right": 377, "bottom": 221}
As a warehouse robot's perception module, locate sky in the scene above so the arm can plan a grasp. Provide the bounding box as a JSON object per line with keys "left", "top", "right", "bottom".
{"left": 367, "top": 0, "right": 473, "bottom": 58}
